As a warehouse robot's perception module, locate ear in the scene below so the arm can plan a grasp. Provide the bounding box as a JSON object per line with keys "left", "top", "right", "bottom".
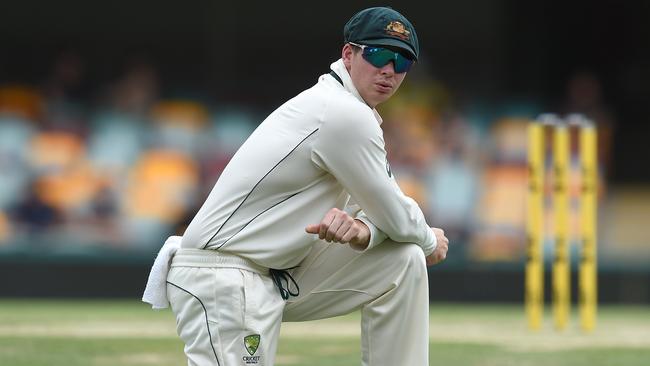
{"left": 342, "top": 43, "right": 354, "bottom": 69}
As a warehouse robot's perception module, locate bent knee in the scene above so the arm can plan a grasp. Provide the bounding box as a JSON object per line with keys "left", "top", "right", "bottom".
{"left": 402, "top": 242, "right": 426, "bottom": 261}
{"left": 391, "top": 242, "right": 426, "bottom": 273}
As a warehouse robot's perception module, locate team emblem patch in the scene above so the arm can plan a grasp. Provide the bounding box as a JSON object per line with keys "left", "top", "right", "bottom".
{"left": 385, "top": 21, "right": 410, "bottom": 41}
{"left": 244, "top": 334, "right": 261, "bottom": 356}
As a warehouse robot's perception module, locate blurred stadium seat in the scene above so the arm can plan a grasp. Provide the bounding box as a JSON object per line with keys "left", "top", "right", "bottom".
{"left": 88, "top": 111, "right": 146, "bottom": 174}
{"left": 120, "top": 149, "right": 199, "bottom": 247}
{"left": 0, "top": 85, "right": 43, "bottom": 122}
{"left": 150, "top": 100, "right": 209, "bottom": 156}
{"left": 0, "top": 115, "right": 35, "bottom": 210}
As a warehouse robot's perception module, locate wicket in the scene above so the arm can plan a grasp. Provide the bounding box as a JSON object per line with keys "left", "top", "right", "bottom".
{"left": 525, "top": 114, "right": 598, "bottom": 332}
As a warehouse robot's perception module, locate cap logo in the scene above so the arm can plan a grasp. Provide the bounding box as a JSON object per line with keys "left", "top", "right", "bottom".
{"left": 385, "top": 20, "right": 410, "bottom": 41}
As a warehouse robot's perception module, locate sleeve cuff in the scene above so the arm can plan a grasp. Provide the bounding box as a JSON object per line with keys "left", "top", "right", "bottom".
{"left": 354, "top": 214, "right": 437, "bottom": 256}
{"left": 352, "top": 216, "right": 388, "bottom": 252}
{"left": 422, "top": 228, "right": 437, "bottom": 256}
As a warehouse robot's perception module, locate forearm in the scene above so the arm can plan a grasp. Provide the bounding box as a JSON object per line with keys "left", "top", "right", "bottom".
{"left": 311, "top": 102, "right": 435, "bottom": 254}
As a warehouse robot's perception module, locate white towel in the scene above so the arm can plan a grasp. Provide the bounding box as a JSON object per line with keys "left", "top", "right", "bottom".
{"left": 142, "top": 235, "right": 182, "bottom": 309}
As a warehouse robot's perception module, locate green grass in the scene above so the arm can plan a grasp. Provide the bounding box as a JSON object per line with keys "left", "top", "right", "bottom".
{"left": 0, "top": 300, "right": 648, "bottom": 365}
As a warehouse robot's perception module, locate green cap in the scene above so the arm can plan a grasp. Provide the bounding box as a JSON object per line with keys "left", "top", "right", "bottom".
{"left": 344, "top": 7, "right": 419, "bottom": 60}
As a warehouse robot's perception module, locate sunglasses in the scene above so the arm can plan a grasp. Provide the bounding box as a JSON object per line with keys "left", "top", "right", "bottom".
{"left": 349, "top": 42, "right": 415, "bottom": 73}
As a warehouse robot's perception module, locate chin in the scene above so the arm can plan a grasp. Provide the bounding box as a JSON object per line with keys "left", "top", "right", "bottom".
{"left": 375, "top": 94, "right": 393, "bottom": 105}
{"left": 364, "top": 91, "right": 392, "bottom": 108}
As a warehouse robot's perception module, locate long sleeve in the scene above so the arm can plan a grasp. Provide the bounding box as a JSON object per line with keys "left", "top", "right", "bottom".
{"left": 311, "top": 99, "right": 437, "bottom": 256}
{"left": 344, "top": 202, "right": 388, "bottom": 251}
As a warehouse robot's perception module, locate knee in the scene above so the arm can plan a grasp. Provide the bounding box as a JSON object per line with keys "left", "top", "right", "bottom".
{"left": 393, "top": 243, "right": 427, "bottom": 278}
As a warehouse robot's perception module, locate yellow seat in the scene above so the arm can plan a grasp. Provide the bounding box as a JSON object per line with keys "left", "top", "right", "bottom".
{"left": 29, "top": 131, "right": 85, "bottom": 170}
{"left": 0, "top": 85, "right": 43, "bottom": 122}
{"left": 123, "top": 149, "right": 199, "bottom": 223}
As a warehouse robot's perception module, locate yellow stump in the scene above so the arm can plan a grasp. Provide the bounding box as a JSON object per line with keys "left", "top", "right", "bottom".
{"left": 526, "top": 122, "right": 545, "bottom": 330}
{"left": 552, "top": 122, "right": 570, "bottom": 330}
{"left": 579, "top": 122, "right": 598, "bottom": 331}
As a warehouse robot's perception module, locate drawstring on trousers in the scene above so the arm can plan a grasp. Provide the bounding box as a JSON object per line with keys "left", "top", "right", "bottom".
{"left": 269, "top": 268, "right": 300, "bottom": 300}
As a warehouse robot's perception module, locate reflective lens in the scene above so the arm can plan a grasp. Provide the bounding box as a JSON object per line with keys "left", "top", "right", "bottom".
{"left": 350, "top": 42, "right": 414, "bottom": 73}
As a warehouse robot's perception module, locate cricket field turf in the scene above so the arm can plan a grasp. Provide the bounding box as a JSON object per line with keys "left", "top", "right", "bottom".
{"left": 0, "top": 300, "right": 648, "bottom": 366}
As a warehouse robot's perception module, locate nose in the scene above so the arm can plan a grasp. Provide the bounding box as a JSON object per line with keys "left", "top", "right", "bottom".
{"left": 380, "top": 61, "right": 396, "bottom": 76}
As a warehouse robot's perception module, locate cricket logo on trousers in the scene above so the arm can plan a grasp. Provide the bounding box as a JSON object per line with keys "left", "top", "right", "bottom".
{"left": 243, "top": 334, "right": 261, "bottom": 364}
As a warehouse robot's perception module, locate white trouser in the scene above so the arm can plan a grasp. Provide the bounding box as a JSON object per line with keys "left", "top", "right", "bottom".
{"left": 167, "top": 240, "right": 430, "bottom": 366}
{"left": 167, "top": 249, "right": 284, "bottom": 366}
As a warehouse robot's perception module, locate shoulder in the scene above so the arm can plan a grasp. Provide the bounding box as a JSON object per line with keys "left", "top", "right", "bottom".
{"left": 320, "top": 91, "right": 380, "bottom": 138}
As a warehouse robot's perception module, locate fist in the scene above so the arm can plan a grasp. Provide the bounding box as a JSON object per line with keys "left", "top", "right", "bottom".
{"left": 305, "top": 208, "right": 370, "bottom": 249}
{"left": 425, "top": 228, "right": 449, "bottom": 266}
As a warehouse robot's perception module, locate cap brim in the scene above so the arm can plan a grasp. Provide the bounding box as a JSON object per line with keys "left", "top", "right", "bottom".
{"left": 360, "top": 38, "right": 417, "bottom": 60}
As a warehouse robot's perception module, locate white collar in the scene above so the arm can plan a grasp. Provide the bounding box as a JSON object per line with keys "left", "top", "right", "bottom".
{"left": 329, "top": 59, "right": 384, "bottom": 125}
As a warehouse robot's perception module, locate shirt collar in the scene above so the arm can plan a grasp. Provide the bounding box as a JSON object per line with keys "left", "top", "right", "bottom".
{"left": 329, "top": 59, "right": 383, "bottom": 125}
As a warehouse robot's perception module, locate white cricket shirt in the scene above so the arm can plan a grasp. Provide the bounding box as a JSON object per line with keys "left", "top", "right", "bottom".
{"left": 181, "top": 59, "right": 436, "bottom": 269}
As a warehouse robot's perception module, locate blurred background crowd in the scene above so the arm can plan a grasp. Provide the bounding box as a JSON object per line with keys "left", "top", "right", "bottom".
{"left": 0, "top": 0, "right": 648, "bottom": 282}
{"left": 0, "top": 52, "right": 637, "bottom": 269}
{"left": 0, "top": 55, "right": 260, "bottom": 250}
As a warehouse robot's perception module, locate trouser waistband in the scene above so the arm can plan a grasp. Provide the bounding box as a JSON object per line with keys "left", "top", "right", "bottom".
{"left": 171, "top": 249, "right": 268, "bottom": 275}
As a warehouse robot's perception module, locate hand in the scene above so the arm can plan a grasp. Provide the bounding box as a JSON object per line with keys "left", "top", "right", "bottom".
{"left": 425, "top": 228, "right": 449, "bottom": 266}
{"left": 305, "top": 208, "right": 371, "bottom": 249}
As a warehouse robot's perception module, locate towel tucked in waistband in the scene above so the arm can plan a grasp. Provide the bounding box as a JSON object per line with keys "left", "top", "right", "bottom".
{"left": 142, "top": 236, "right": 181, "bottom": 310}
